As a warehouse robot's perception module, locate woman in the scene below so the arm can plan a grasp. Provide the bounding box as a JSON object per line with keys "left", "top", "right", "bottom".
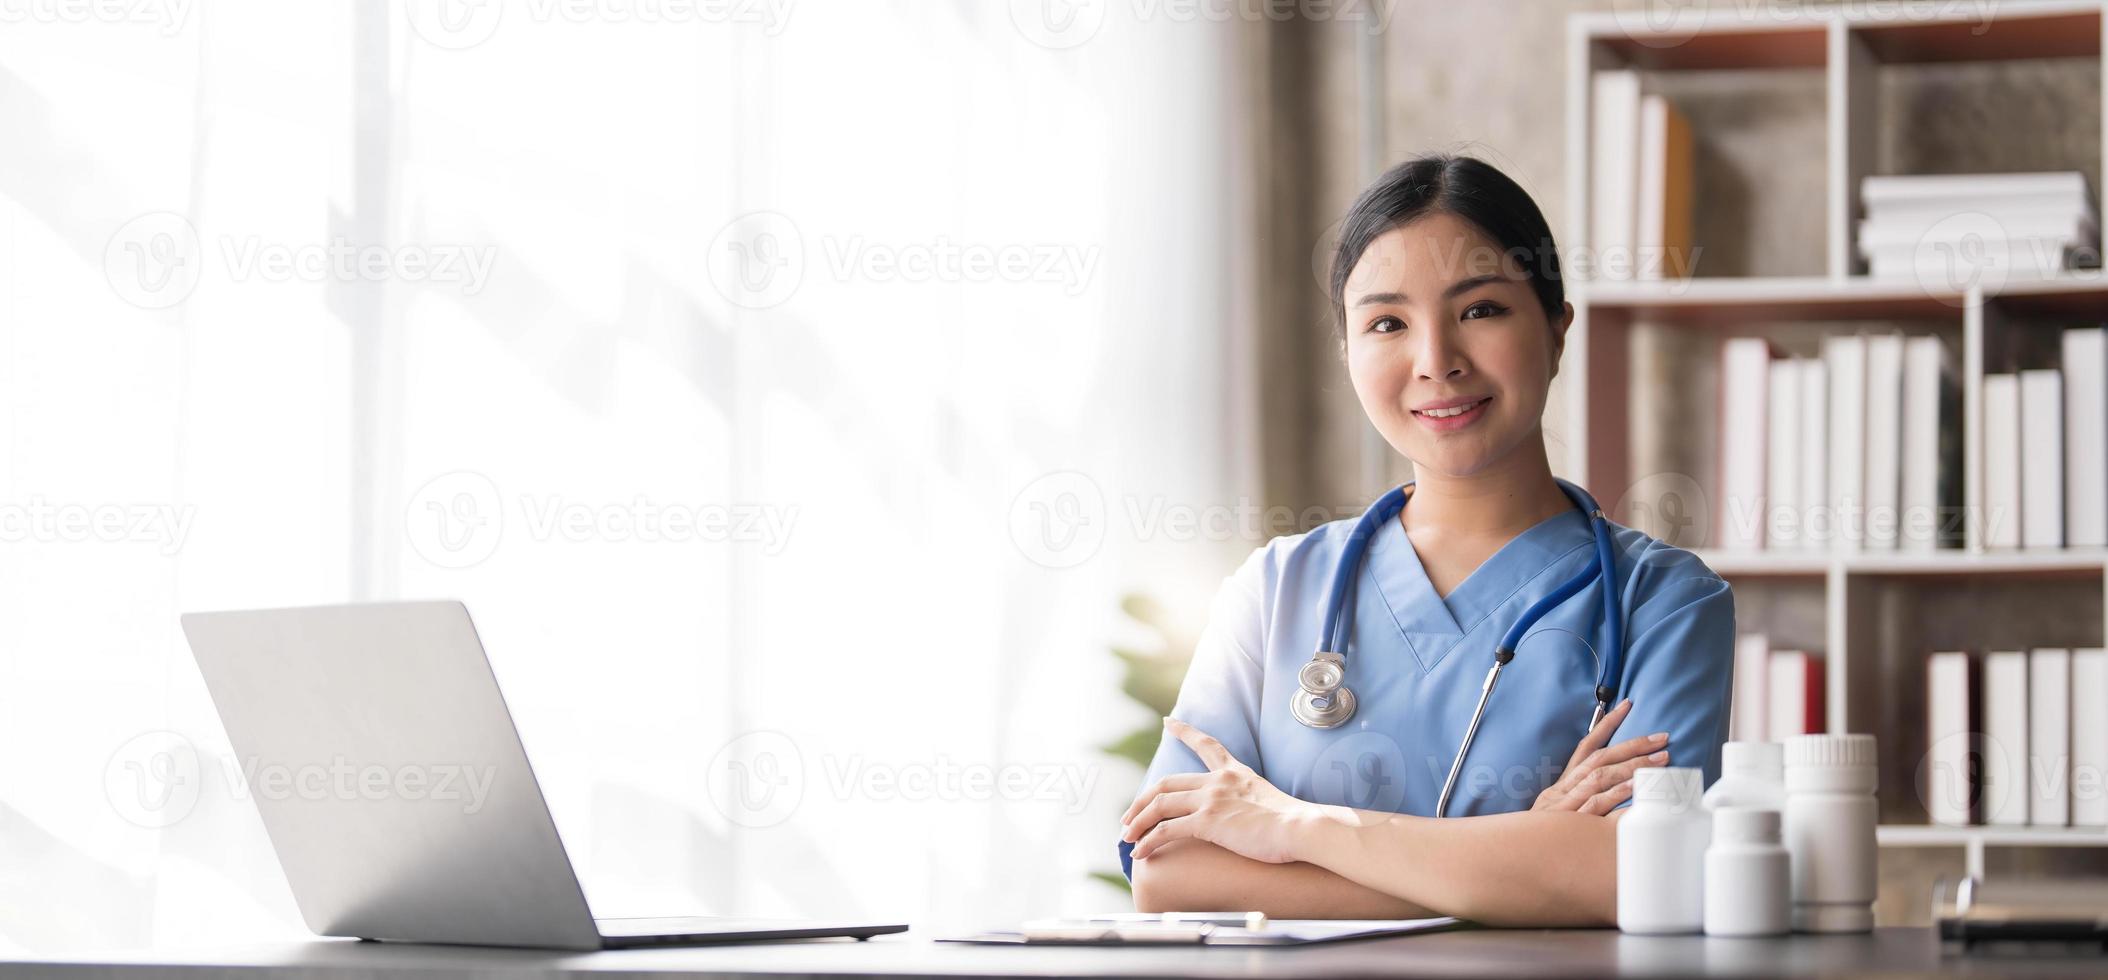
{"left": 1117, "top": 154, "right": 1734, "bottom": 927}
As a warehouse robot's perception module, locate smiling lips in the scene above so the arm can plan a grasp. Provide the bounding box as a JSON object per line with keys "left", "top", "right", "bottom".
{"left": 1411, "top": 395, "right": 1491, "bottom": 431}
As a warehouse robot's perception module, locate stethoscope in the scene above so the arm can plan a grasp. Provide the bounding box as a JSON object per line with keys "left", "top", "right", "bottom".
{"left": 1289, "top": 476, "right": 1626, "bottom": 818}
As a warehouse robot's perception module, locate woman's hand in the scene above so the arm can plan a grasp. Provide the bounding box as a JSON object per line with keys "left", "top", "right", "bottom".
{"left": 1120, "top": 718, "right": 1319, "bottom": 864}
{"left": 1530, "top": 698, "right": 1669, "bottom": 816}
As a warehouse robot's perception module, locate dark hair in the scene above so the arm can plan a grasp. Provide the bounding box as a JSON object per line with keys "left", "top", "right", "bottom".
{"left": 1327, "top": 154, "right": 1565, "bottom": 334}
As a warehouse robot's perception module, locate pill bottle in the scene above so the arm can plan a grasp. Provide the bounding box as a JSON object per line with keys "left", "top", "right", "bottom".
{"left": 1782, "top": 733, "right": 1878, "bottom": 933}
{"left": 1617, "top": 766, "right": 1710, "bottom": 934}
{"left": 1703, "top": 806, "right": 1791, "bottom": 937}
{"left": 1703, "top": 740, "right": 1786, "bottom": 811}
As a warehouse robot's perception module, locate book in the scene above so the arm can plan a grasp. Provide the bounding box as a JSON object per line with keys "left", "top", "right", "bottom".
{"left": 2074, "top": 649, "right": 2108, "bottom": 827}
{"left": 2030, "top": 648, "right": 2071, "bottom": 827}
{"left": 1635, "top": 94, "right": 1694, "bottom": 281}
{"left": 1767, "top": 650, "right": 1825, "bottom": 738}
{"left": 2063, "top": 329, "right": 2107, "bottom": 548}
{"left": 1718, "top": 338, "right": 1772, "bottom": 550}
{"left": 1864, "top": 333, "right": 1904, "bottom": 549}
{"left": 1901, "top": 336, "right": 1959, "bottom": 550}
{"left": 1825, "top": 335, "right": 1867, "bottom": 550}
{"left": 1767, "top": 358, "right": 1803, "bottom": 550}
{"left": 1731, "top": 633, "right": 1770, "bottom": 742}
{"left": 1860, "top": 171, "right": 2092, "bottom": 207}
{"left": 2021, "top": 369, "right": 2064, "bottom": 548}
{"left": 1858, "top": 211, "right": 2098, "bottom": 252}
{"left": 1590, "top": 71, "right": 1641, "bottom": 281}
{"left": 1983, "top": 374, "right": 2022, "bottom": 549}
{"left": 1926, "top": 651, "right": 1978, "bottom": 826}
{"left": 1798, "top": 359, "right": 1828, "bottom": 551}
{"left": 1984, "top": 650, "right": 2031, "bottom": 826}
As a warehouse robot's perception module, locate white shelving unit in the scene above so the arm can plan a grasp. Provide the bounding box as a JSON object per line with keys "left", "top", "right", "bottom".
{"left": 1563, "top": 2, "right": 2108, "bottom": 868}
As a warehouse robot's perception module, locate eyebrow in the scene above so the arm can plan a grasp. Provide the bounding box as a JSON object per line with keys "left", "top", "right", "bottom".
{"left": 1349, "top": 273, "right": 1510, "bottom": 308}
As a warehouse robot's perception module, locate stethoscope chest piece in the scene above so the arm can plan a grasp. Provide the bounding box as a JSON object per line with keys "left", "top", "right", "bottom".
{"left": 1290, "top": 651, "right": 1356, "bottom": 728}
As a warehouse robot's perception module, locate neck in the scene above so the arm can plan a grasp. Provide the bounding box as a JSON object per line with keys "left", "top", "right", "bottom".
{"left": 1401, "top": 432, "right": 1572, "bottom": 538}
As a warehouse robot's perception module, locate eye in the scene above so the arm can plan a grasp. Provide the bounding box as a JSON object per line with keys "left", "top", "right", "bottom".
{"left": 1461, "top": 301, "right": 1508, "bottom": 321}
{"left": 1367, "top": 315, "right": 1405, "bottom": 334}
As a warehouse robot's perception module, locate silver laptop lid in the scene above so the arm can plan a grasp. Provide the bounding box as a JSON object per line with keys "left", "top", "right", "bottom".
{"left": 180, "top": 600, "right": 603, "bottom": 950}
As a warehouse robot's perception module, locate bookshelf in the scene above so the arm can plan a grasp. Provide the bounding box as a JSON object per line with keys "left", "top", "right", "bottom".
{"left": 1562, "top": 1, "right": 2108, "bottom": 883}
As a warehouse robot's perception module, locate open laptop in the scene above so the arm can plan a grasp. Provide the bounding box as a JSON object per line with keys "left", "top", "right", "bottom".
{"left": 179, "top": 600, "right": 908, "bottom": 950}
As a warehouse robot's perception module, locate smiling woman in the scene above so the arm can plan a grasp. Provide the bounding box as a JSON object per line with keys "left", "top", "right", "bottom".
{"left": 1116, "top": 155, "right": 1736, "bottom": 927}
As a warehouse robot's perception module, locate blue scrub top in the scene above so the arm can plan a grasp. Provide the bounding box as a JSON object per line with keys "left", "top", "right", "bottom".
{"left": 1119, "top": 492, "right": 1735, "bottom": 880}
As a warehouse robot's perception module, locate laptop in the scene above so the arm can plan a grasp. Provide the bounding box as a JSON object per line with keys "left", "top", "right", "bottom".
{"left": 179, "top": 600, "right": 908, "bottom": 950}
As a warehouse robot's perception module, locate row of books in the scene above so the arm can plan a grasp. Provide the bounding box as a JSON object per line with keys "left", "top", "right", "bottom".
{"left": 1926, "top": 648, "right": 2108, "bottom": 827}
{"left": 1590, "top": 71, "right": 1694, "bottom": 281}
{"left": 1717, "top": 334, "right": 1960, "bottom": 550}
{"left": 1859, "top": 172, "right": 2097, "bottom": 281}
{"left": 1981, "top": 329, "right": 2108, "bottom": 547}
{"left": 1728, "top": 635, "right": 1826, "bottom": 743}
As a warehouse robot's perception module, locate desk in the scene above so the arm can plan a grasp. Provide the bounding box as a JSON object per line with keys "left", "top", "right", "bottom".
{"left": 7, "top": 928, "right": 2107, "bottom": 979}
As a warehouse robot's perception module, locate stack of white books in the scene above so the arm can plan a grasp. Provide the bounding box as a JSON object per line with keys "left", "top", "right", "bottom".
{"left": 1859, "top": 171, "right": 2097, "bottom": 281}
{"left": 1926, "top": 648, "right": 2108, "bottom": 827}
{"left": 1715, "top": 333, "right": 1960, "bottom": 551}
{"left": 1981, "top": 327, "right": 2108, "bottom": 549}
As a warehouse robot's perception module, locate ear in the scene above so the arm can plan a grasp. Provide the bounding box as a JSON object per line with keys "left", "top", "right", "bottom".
{"left": 1547, "top": 301, "right": 1575, "bottom": 380}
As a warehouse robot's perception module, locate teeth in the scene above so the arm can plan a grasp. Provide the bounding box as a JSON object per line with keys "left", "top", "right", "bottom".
{"left": 1419, "top": 399, "right": 1486, "bottom": 419}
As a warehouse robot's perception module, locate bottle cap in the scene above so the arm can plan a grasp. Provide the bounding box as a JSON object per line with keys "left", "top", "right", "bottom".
{"left": 1632, "top": 766, "right": 1703, "bottom": 809}
{"left": 1783, "top": 733, "right": 1878, "bottom": 794}
{"left": 1711, "top": 805, "right": 1781, "bottom": 844}
{"left": 1721, "top": 740, "right": 1784, "bottom": 777}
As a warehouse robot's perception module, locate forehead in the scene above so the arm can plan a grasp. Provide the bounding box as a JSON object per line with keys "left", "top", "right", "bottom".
{"left": 1344, "top": 212, "right": 1510, "bottom": 297}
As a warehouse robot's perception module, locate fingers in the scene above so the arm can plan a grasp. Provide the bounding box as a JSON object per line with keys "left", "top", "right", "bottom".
{"left": 1120, "top": 772, "right": 1207, "bottom": 825}
{"left": 1562, "top": 698, "right": 1633, "bottom": 770}
{"left": 1577, "top": 777, "right": 1637, "bottom": 816}
{"left": 1120, "top": 789, "right": 1200, "bottom": 844}
{"left": 1130, "top": 814, "right": 1197, "bottom": 861}
{"left": 1560, "top": 747, "right": 1669, "bottom": 811}
{"left": 1165, "top": 717, "right": 1241, "bottom": 772}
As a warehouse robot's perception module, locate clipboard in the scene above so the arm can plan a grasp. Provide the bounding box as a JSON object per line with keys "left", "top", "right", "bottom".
{"left": 938, "top": 915, "right": 1463, "bottom": 946}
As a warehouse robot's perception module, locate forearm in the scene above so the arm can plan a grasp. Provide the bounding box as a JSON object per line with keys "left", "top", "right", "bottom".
{"left": 1295, "top": 806, "right": 1618, "bottom": 927}
{"left": 1130, "top": 840, "right": 1441, "bottom": 919}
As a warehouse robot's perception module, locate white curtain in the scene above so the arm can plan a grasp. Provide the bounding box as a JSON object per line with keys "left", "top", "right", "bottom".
{"left": 0, "top": 0, "right": 1258, "bottom": 952}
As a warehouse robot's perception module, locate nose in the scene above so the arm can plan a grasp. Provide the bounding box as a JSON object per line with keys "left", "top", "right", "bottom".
{"left": 1415, "top": 321, "right": 1470, "bottom": 381}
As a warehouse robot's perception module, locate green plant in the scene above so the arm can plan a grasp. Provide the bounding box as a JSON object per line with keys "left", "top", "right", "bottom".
{"left": 1093, "top": 591, "right": 1198, "bottom": 893}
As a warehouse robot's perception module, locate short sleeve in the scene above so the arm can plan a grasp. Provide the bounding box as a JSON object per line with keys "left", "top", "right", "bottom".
{"left": 1118, "top": 546, "right": 1270, "bottom": 880}
{"left": 1610, "top": 561, "right": 1737, "bottom": 796}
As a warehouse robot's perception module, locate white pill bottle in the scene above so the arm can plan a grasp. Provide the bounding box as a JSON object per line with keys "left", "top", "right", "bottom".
{"left": 1703, "top": 806, "right": 1791, "bottom": 937}
{"left": 1616, "top": 766, "right": 1710, "bottom": 934}
{"left": 1782, "top": 733, "right": 1878, "bottom": 932}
